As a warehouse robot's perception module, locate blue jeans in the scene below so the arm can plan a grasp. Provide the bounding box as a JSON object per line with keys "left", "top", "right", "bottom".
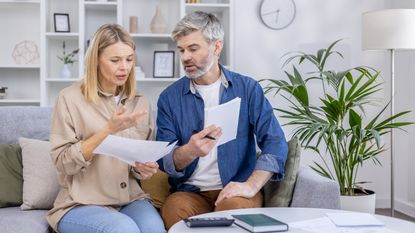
{"left": 57, "top": 199, "right": 166, "bottom": 233}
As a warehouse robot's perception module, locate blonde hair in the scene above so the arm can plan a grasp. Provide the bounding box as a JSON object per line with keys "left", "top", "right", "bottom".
{"left": 82, "top": 24, "right": 136, "bottom": 103}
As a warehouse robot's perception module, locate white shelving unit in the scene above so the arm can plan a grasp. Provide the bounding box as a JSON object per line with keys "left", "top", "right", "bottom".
{"left": 0, "top": 0, "right": 40, "bottom": 105}
{"left": 0, "top": 0, "right": 233, "bottom": 107}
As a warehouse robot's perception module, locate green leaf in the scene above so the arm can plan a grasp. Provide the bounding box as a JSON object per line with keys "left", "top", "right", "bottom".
{"left": 349, "top": 109, "right": 362, "bottom": 129}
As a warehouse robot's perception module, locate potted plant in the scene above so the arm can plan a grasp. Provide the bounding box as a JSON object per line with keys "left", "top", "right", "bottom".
{"left": 57, "top": 40, "right": 79, "bottom": 78}
{"left": 261, "top": 40, "right": 413, "bottom": 212}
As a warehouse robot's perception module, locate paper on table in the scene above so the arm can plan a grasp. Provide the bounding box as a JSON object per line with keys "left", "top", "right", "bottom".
{"left": 289, "top": 217, "right": 396, "bottom": 233}
{"left": 204, "top": 97, "right": 241, "bottom": 146}
{"left": 93, "top": 135, "right": 177, "bottom": 165}
{"left": 326, "top": 213, "right": 385, "bottom": 227}
{"left": 289, "top": 217, "right": 340, "bottom": 233}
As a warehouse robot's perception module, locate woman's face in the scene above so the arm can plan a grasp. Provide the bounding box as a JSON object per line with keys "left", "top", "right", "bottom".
{"left": 98, "top": 42, "right": 134, "bottom": 94}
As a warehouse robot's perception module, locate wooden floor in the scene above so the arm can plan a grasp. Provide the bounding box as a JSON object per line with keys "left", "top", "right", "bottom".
{"left": 376, "top": 209, "right": 415, "bottom": 222}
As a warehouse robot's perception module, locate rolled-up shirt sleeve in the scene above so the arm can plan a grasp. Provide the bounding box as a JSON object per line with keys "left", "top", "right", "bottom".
{"left": 50, "top": 95, "right": 91, "bottom": 176}
{"left": 256, "top": 153, "right": 284, "bottom": 181}
{"left": 161, "top": 146, "right": 185, "bottom": 178}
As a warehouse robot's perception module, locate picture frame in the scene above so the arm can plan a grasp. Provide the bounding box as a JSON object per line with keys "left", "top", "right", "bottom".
{"left": 153, "top": 51, "right": 175, "bottom": 78}
{"left": 54, "top": 13, "right": 70, "bottom": 32}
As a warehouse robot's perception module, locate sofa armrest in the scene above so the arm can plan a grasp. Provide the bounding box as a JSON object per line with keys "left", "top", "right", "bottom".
{"left": 290, "top": 166, "right": 340, "bottom": 209}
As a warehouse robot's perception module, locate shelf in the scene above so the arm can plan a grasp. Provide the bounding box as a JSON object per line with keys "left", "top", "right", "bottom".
{"left": 45, "top": 32, "right": 79, "bottom": 39}
{"left": 185, "top": 3, "right": 230, "bottom": 12}
{"left": 0, "top": 64, "right": 40, "bottom": 69}
{"left": 136, "top": 77, "right": 180, "bottom": 82}
{"left": 46, "top": 78, "right": 80, "bottom": 82}
{"left": 0, "top": 0, "right": 40, "bottom": 4}
{"left": 0, "top": 99, "right": 40, "bottom": 103}
{"left": 84, "top": 1, "right": 117, "bottom": 11}
{"left": 130, "top": 33, "right": 172, "bottom": 41}
{"left": 0, "top": 0, "right": 232, "bottom": 107}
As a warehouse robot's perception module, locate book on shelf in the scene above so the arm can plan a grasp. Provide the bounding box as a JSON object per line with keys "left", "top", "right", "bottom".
{"left": 232, "top": 213, "right": 288, "bottom": 232}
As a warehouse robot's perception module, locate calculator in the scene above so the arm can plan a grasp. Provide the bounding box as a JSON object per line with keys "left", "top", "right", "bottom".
{"left": 184, "top": 217, "right": 235, "bottom": 227}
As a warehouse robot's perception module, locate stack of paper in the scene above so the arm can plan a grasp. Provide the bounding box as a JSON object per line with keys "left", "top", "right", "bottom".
{"left": 326, "top": 213, "right": 384, "bottom": 227}
{"left": 289, "top": 214, "right": 396, "bottom": 233}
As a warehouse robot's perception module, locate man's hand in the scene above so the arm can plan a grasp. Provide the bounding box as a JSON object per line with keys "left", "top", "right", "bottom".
{"left": 215, "top": 181, "right": 257, "bottom": 206}
{"left": 133, "top": 161, "right": 159, "bottom": 180}
{"left": 172, "top": 125, "right": 222, "bottom": 171}
{"left": 107, "top": 106, "right": 147, "bottom": 134}
{"left": 182, "top": 125, "right": 222, "bottom": 158}
{"left": 215, "top": 170, "right": 273, "bottom": 206}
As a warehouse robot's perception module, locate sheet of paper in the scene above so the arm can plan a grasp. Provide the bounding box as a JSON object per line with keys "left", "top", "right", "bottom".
{"left": 326, "top": 213, "right": 384, "bottom": 227}
{"left": 93, "top": 135, "right": 177, "bottom": 165}
{"left": 289, "top": 217, "right": 396, "bottom": 233}
{"left": 289, "top": 217, "right": 341, "bottom": 233}
{"left": 204, "top": 97, "right": 241, "bottom": 146}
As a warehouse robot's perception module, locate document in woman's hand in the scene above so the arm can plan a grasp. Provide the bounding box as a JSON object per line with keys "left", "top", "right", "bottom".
{"left": 93, "top": 135, "right": 177, "bottom": 165}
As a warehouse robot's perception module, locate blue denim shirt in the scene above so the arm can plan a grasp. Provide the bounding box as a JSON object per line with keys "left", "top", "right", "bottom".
{"left": 156, "top": 65, "right": 288, "bottom": 192}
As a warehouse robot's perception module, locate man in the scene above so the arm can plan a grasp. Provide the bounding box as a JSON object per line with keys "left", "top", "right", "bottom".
{"left": 156, "top": 11, "right": 288, "bottom": 229}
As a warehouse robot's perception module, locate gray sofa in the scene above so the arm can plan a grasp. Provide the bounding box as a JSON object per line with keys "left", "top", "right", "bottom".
{"left": 0, "top": 106, "right": 340, "bottom": 233}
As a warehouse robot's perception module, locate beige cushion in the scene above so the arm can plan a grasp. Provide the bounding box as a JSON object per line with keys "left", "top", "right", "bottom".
{"left": 18, "top": 137, "right": 59, "bottom": 210}
{"left": 263, "top": 137, "right": 301, "bottom": 207}
{"left": 140, "top": 169, "right": 169, "bottom": 208}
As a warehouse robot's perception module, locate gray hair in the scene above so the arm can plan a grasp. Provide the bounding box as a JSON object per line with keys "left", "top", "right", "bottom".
{"left": 172, "top": 11, "right": 224, "bottom": 43}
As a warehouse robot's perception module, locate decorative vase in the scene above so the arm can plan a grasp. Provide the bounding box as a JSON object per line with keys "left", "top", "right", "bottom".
{"left": 150, "top": 5, "right": 167, "bottom": 33}
{"left": 60, "top": 64, "right": 72, "bottom": 78}
{"left": 340, "top": 189, "right": 376, "bottom": 213}
{"left": 129, "top": 16, "right": 138, "bottom": 33}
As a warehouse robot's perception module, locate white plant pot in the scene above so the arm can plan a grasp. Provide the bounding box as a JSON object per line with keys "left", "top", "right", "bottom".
{"left": 60, "top": 64, "right": 72, "bottom": 78}
{"left": 340, "top": 189, "right": 376, "bottom": 213}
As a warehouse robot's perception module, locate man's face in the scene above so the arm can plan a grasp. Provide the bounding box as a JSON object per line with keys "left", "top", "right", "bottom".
{"left": 177, "top": 31, "right": 218, "bottom": 79}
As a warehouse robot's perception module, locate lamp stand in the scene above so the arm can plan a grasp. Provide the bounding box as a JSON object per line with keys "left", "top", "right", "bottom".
{"left": 390, "top": 49, "right": 395, "bottom": 217}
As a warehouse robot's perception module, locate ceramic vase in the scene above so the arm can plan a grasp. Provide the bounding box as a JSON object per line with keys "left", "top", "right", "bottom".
{"left": 129, "top": 16, "right": 138, "bottom": 33}
{"left": 60, "top": 64, "right": 71, "bottom": 78}
{"left": 150, "top": 5, "right": 167, "bottom": 33}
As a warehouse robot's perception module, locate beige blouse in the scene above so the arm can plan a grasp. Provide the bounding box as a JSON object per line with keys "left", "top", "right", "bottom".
{"left": 47, "top": 82, "right": 154, "bottom": 232}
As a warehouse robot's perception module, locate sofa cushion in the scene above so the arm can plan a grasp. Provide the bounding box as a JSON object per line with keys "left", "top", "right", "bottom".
{"left": 19, "top": 137, "right": 60, "bottom": 210}
{"left": 263, "top": 137, "right": 301, "bottom": 207}
{"left": 0, "top": 107, "right": 52, "bottom": 144}
{"left": 140, "top": 169, "right": 169, "bottom": 208}
{"left": 0, "top": 207, "right": 50, "bottom": 233}
{"left": 0, "top": 144, "right": 23, "bottom": 207}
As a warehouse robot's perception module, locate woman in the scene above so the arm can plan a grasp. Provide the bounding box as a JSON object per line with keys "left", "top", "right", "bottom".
{"left": 47, "top": 24, "right": 166, "bottom": 233}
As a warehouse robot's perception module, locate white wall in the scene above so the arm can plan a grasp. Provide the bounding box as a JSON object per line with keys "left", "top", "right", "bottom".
{"left": 233, "top": 0, "right": 415, "bottom": 216}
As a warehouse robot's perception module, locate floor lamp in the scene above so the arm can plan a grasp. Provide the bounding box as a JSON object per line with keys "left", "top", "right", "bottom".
{"left": 362, "top": 9, "right": 415, "bottom": 217}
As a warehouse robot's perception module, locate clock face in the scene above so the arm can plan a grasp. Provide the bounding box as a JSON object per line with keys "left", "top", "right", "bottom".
{"left": 260, "top": 0, "right": 296, "bottom": 30}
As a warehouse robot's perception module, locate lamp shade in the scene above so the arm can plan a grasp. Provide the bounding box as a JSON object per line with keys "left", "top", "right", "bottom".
{"left": 362, "top": 9, "right": 415, "bottom": 50}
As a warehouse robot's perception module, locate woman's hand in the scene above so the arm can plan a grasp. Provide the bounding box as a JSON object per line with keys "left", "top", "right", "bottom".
{"left": 133, "top": 161, "right": 159, "bottom": 180}
{"left": 107, "top": 106, "right": 147, "bottom": 134}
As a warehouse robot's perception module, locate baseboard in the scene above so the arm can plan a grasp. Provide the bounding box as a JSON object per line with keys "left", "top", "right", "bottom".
{"left": 376, "top": 198, "right": 415, "bottom": 218}
{"left": 376, "top": 198, "right": 390, "bottom": 209}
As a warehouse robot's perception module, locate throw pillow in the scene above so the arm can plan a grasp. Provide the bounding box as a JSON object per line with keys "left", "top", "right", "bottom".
{"left": 18, "top": 137, "right": 60, "bottom": 210}
{"left": 140, "top": 169, "right": 169, "bottom": 208}
{"left": 0, "top": 144, "right": 23, "bottom": 207}
{"left": 263, "top": 137, "right": 301, "bottom": 207}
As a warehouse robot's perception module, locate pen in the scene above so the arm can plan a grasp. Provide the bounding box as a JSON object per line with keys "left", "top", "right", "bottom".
{"left": 192, "top": 130, "right": 216, "bottom": 140}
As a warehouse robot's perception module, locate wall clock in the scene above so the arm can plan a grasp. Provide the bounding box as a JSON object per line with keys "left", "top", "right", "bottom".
{"left": 259, "top": 0, "right": 296, "bottom": 30}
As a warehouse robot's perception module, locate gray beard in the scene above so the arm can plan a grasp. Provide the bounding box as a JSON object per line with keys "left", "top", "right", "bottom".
{"left": 186, "top": 53, "right": 215, "bottom": 80}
